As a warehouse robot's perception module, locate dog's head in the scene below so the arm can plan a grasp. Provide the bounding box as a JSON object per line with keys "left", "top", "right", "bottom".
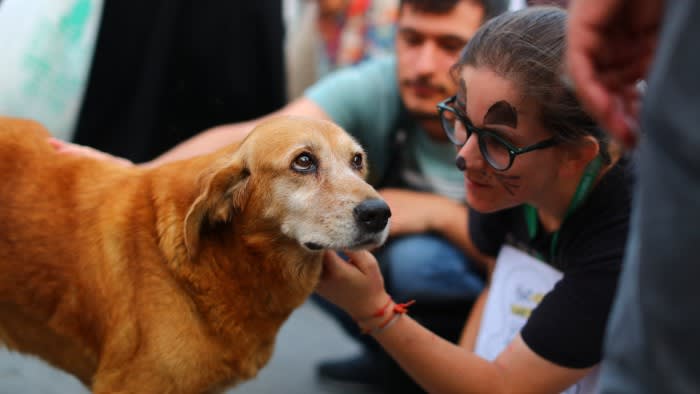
{"left": 184, "top": 116, "right": 390, "bottom": 258}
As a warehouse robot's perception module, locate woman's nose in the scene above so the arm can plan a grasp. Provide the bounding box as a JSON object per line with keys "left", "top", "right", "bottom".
{"left": 455, "top": 155, "right": 466, "bottom": 171}
{"left": 455, "top": 134, "right": 481, "bottom": 172}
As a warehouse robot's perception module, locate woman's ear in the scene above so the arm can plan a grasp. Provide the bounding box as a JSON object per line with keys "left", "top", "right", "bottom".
{"left": 559, "top": 135, "right": 600, "bottom": 176}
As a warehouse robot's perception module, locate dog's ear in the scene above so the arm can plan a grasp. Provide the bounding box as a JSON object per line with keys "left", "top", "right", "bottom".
{"left": 184, "top": 157, "right": 249, "bottom": 260}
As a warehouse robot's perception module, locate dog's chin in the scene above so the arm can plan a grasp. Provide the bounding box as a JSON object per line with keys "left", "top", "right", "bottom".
{"left": 345, "top": 234, "right": 388, "bottom": 251}
{"left": 301, "top": 231, "right": 388, "bottom": 252}
{"left": 302, "top": 242, "right": 325, "bottom": 251}
{"left": 344, "top": 240, "right": 381, "bottom": 251}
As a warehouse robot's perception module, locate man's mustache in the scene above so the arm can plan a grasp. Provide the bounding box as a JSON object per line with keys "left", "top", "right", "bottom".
{"left": 401, "top": 78, "right": 449, "bottom": 95}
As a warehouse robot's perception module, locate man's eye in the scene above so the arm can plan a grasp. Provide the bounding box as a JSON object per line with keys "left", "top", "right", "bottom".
{"left": 439, "top": 38, "right": 467, "bottom": 53}
{"left": 291, "top": 152, "right": 317, "bottom": 173}
{"left": 351, "top": 153, "right": 364, "bottom": 170}
{"left": 400, "top": 32, "right": 423, "bottom": 46}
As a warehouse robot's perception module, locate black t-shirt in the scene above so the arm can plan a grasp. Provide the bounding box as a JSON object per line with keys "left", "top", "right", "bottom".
{"left": 470, "top": 157, "right": 634, "bottom": 368}
{"left": 72, "top": 1, "right": 286, "bottom": 163}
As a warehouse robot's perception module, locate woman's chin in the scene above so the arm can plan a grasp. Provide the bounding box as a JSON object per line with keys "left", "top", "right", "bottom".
{"left": 466, "top": 193, "right": 508, "bottom": 214}
{"left": 467, "top": 197, "right": 494, "bottom": 213}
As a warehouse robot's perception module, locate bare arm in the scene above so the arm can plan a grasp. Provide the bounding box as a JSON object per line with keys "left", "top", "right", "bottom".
{"left": 427, "top": 195, "right": 492, "bottom": 270}
{"left": 380, "top": 189, "right": 492, "bottom": 269}
{"left": 49, "top": 98, "right": 330, "bottom": 167}
{"left": 459, "top": 286, "right": 490, "bottom": 351}
{"left": 148, "top": 97, "right": 331, "bottom": 166}
{"left": 378, "top": 316, "right": 591, "bottom": 394}
{"left": 317, "top": 250, "right": 593, "bottom": 394}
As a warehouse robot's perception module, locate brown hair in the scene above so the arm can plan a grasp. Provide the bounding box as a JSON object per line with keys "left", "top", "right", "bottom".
{"left": 399, "top": 0, "right": 508, "bottom": 20}
{"left": 451, "top": 7, "right": 611, "bottom": 163}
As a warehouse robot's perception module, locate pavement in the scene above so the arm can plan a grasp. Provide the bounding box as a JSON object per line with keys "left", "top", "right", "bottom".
{"left": 0, "top": 300, "right": 385, "bottom": 394}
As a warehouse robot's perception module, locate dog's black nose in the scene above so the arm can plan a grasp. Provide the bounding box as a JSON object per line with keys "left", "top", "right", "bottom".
{"left": 353, "top": 199, "right": 391, "bottom": 233}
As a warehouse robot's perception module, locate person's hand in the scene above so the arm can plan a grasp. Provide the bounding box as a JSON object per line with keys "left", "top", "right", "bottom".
{"left": 316, "top": 250, "right": 389, "bottom": 319}
{"left": 566, "top": 0, "right": 664, "bottom": 149}
{"left": 49, "top": 138, "right": 134, "bottom": 167}
{"left": 380, "top": 188, "right": 436, "bottom": 236}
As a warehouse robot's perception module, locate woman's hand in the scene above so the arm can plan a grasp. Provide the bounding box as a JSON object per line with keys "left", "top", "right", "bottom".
{"left": 49, "top": 138, "right": 134, "bottom": 167}
{"left": 316, "top": 250, "right": 389, "bottom": 319}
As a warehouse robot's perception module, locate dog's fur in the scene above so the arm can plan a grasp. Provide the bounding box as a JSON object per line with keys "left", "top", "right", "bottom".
{"left": 0, "top": 116, "right": 389, "bottom": 393}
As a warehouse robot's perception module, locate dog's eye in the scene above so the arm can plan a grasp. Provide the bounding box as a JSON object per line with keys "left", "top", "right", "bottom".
{"left": 292, "top": 152, "right": 317, "bottom": 173}
{"left": 351, "top": 153, "right": 363, "bottom": 170}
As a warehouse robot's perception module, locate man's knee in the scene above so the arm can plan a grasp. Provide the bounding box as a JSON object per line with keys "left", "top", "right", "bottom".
{"left": 381, "top": 234, "right": 477, "bottom": 300}
{"left": 381, "top": 234, "right": 459, "bottom": 270}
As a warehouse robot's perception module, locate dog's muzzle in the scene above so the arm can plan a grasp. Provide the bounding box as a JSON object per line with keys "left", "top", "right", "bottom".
{"left": 353, "top": 199, "right": 391, "bottom": 233}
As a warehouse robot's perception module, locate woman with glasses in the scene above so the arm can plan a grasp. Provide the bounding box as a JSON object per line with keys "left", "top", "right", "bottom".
{"left": 317, "top": 6, "right": 633, "bottom": 393}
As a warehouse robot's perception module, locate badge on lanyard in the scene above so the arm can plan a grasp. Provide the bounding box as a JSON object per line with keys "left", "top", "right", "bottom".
{"left": 475, "top": 245, "right": 600, "bottom": 393}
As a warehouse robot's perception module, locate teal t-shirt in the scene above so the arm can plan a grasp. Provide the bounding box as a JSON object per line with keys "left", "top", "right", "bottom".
{"left": 305, "top": 56, "right": 465, "bottom": 201}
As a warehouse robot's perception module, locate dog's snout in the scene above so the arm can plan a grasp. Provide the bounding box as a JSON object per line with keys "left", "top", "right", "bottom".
{"left": 353, "top": 199, "right": 391, "bottom": 233}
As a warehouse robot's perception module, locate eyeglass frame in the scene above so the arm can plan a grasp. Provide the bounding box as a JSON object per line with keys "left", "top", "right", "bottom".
{"left": 437, "top": 95, "right": 560, "bottom": 171}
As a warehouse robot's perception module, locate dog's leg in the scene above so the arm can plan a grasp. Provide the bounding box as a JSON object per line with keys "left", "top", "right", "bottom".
{"left": 92, "top": 367, "right": 181, "bottom": 394}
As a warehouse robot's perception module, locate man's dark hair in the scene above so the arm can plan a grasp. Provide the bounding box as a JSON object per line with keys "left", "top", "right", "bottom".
{"left": 399, "top": 0, "right": 509, "bottom": 20}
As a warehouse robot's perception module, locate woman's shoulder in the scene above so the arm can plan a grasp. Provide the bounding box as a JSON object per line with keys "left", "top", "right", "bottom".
{"left": 555, "top": 155, "right": 635, "bottom": 272}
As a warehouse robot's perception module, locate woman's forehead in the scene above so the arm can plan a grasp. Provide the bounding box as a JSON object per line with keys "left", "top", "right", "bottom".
{"left": 457, "top": 67, "right": 534, "bottom": 122}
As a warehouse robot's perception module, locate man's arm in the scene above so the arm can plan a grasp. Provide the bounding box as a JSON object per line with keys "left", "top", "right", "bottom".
{"left": 380, "top": 188, "right": 492, "bottom": 270}
{"left": 50, "top": 98, "right": 332, "bottom": 167}
{"left": 148, "top": 97, "right": 331, "bottom": 166}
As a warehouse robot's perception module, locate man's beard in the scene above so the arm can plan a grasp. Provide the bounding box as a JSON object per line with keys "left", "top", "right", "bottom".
{"left": 406, "top": 109, "right": 448, "bottom": 141}
{"left": 407, "top": 109, "right": 441, "bottom": 122}
{"left": 400, "top": 77, "right": 449, "bottom": 122}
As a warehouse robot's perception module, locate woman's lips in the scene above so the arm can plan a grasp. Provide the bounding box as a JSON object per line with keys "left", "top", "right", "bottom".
{"left": 467, "top": 177, "right": 490, "bottom": 189}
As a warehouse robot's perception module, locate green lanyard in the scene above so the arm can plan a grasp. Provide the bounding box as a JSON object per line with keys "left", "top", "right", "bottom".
{"left": 524, "top": 156, "right": 603, "bottom": 261}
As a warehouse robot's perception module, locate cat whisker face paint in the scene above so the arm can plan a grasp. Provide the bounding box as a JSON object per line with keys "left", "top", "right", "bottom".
{"left": 493, "top": 173, "right": 522, "bottom": 196}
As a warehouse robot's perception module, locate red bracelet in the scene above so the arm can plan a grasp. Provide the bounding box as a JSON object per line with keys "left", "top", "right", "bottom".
{"left": 393, "top": 300, "right": 416, "bottom": 314}
{"left": 365, "top": 313, "right": 402, "bottom": 335}
{"left": 355, "top": 297, "right": 392, "bottom": 322}
{"left": 358, "top": 299, "right": 415, "bottom": 335}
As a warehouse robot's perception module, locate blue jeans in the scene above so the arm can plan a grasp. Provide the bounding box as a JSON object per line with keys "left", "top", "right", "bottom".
{"left": 380, "top": 233, "right": 485, "bottom": 303}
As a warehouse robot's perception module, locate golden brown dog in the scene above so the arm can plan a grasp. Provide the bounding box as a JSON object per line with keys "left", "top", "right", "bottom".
{"left": 0, "top": 115, "right": 390, "bottom": 393}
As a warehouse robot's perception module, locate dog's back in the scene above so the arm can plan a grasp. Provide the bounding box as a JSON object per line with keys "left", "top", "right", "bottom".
{"left": 0, "top": 118, "right": 142, "bottom": 383}
{"left": 0, "top": 119, "right": 219, "bottom": 388}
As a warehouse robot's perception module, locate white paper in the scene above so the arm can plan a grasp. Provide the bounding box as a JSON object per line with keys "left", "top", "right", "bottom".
{"left": 474, "top": 245, "right": 599, "bottom": 394}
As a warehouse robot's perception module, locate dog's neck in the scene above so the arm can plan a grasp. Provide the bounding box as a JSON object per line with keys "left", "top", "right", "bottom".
{"left": 169, "top": 220, "right": 324, "bottom": 376}
{"left": 151, "top": 168, "right": 323, "bottom": 338}
{"left": 197, "top": 231, "right": 322, "bottom": 316}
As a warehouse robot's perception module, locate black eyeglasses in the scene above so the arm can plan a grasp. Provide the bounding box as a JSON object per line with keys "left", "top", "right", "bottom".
{"left": 437, "top": 95, "right": 560, "bottom": 171}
